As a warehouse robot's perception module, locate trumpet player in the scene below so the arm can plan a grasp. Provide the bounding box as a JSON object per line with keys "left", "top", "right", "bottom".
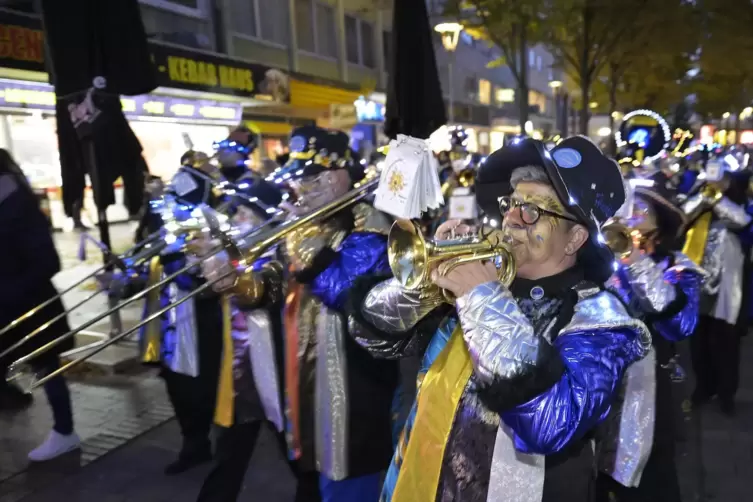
{"left": 597, "top": 172, "right": 704, "bottom": 502}
{"left": 206, "top": 125, "right": 399, "bottom": 502}
{"left": 348, "top": 137, "right": 652, "bottom": 501}
{"left": 684, "top": 164, "right": 753, "bottom": 415}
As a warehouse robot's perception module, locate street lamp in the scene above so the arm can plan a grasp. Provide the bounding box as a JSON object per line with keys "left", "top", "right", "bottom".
{"left": 435, "top": 22, "right": 463, "bottom": 125}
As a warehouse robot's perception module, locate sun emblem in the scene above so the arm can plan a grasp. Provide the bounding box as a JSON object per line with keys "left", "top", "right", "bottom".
{"left": 388, "top": 171, "right": 405, "bottom": 194}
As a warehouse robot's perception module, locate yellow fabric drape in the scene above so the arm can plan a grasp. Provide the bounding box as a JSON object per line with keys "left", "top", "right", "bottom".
{"left": 392, "top": 326, "right": 474, "bottom": 502}
{"left": 141, "top": 256, "right": 163, "bottom": 363}
{"left": 214, "top": 295, "right": 235, "bottom": 427}
{"left": 682, "top": 211, "right": 712, "bottom": 265}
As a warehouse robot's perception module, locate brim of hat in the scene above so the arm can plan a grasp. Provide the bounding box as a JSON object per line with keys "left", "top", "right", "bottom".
{"left": 475, "top": 140, "right": 616, "bottom": 283}
{"left": 634, "top": 188, "right": 686, "bottom": 238}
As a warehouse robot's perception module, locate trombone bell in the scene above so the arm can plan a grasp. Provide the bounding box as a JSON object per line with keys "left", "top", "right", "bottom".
{"left": 602, "top": 221, "right": 639, "bottom": 259}
{"left": 387, "top": 220, "right": 516, "bottom": 303}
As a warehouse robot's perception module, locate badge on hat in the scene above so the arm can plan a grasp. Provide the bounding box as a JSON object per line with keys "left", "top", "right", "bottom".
{"left": 552, "top": 148, "right": 582, "bottom": 169}
{"left": 290, "top": 135, "right": 306, "bottom": 153}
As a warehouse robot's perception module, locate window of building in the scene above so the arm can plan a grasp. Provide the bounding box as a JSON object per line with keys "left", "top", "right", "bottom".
{"left": 383, "top": 30, "right": 391, "bottom": 70}
{"left": 536, "top": 55, "right": 542, "bottom": 71}
{"left": 548, "top": 69, "right": 554, "bottom": 81}
{"left": 295, "top": 0, "right": 315, "bottom": 52}
{"left": 528, "top": 90, "right": 547, "bottom": 113}
{"left": 496, "top": 88, "right": 515, "bottom": 104}
{"left": 361, "top": 22, "right": 376, "bottom": 68}
{"left": 230, "top": 0, "right": 258, "bottom": 37}
{"left": 140, "top": 0, "right": 206, "bottom": 17}
{"left": 344, "top": 14, "right": 376, "bottom": 68}
{"left": 315, "top": 2, "right": 338, "bottom": 58}
{"left": 478, "top": 79, "right": 491, "bottom": 105}
{"left": 465, "top": 76, "right": 478, "bottom": 100}
{"left": 258, "top": 0, "right": 289, "bottom": 45}
{"left": 345, "top": 15, "right": 360, "bottom": 64}
{"left": 529, "top": 49, "right": 535, "bottom": 68}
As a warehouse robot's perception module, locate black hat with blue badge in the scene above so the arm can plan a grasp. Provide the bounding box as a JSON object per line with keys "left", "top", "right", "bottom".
{"left": 475, "top": 136, "right": 626, "bottom": 283}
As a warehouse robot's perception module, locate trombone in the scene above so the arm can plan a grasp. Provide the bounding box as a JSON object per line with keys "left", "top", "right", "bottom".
{"left": 387, "top": 219, "right": 516, "bottom": 303}
{"left": 8, "top": 177, "right": 379, "bottom": 390}
{"left": 601, "top": 219, "right": 643, "bottom": 259}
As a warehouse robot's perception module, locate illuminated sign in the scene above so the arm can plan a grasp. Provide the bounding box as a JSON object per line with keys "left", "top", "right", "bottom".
{"left": 0, "top": 11, "right": 290, "bottom": 102}
{"left": 354, "top": 97, "right": 385, "bottom": 123}
{"left": 0, "top": 11, "right": 45, "bottom": 72}
{"left": 0, "top": 80, "right": 242, "bottom": 123}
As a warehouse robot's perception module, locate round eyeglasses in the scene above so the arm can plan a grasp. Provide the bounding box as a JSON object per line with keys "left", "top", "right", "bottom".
{"left": 497, "top": 196, "right": 580, "bottom": 226}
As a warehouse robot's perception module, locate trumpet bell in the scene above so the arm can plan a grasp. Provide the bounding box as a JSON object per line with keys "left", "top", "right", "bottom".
{"left": 388, "top": 219, "right": 431, "bottom": 289}
{"left": 387, "top": 220, "right": 517, "bottom": 303}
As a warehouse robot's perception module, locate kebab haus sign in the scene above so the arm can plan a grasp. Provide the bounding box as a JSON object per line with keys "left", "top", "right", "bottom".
{"left": 0, "top": 9, "right": 290, "bottom": 102}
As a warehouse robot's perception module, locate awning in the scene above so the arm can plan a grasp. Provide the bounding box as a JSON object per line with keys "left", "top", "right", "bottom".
{"left": 245, "top": 120, "right": 293, "bottom": 136}
{"left": 290, "top": 79, "right": 363, "bottom": 111}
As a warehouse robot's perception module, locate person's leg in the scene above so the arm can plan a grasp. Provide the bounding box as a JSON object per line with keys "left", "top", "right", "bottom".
{"left": 162, "top": 369, "right": 213, "bottom": 474}
{"left": 318, "top": 473, "right": 382, "bottom": 502}
{"left": 690, "top": 315, "right": 716, "bottom": 404}
{"left": 28, "top": 358, "right": 80, "bottom": 461}
{"left": 196, "top": 421, "right": 262, "bottom": 502}
{"left": 715, "top": 319, "right": 741, "bottom": 414}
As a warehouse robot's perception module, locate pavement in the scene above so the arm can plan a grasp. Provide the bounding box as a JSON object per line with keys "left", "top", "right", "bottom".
{"left": 0, "top": 223, "right": 750, "bottom": 501}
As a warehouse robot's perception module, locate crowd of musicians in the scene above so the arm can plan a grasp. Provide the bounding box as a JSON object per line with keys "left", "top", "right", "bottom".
{"left": 1, "top": 118, "right": 753, "bottom": 502}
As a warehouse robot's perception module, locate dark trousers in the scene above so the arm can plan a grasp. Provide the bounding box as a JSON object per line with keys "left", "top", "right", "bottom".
{"left": 196, "top": 421, "right": 321, "bottom": 502}
{"left": 690, "top": 315, "right": 741, "bottom": 403}
{"left": 162, "top": 304, "right": 223, "bottom": 453}
{"left": 595, "top": 448, "right": 681, "bottom": 502}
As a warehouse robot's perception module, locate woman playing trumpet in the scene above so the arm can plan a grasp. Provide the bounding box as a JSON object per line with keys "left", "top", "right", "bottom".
{"left": 597, "top": 172, "right": 704, "bottom": 502}
{"left": 347, "top": 137, "right": 652, "bottom": 501}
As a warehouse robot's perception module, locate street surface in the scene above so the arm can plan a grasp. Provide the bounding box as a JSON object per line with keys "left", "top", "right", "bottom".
{"left": 0, "top": 223, "right": 750, "bottom": 501}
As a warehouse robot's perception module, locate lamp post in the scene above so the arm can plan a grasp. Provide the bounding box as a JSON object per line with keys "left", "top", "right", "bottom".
{"left": 434, "top": 22, "right": 463, "bottom": 125}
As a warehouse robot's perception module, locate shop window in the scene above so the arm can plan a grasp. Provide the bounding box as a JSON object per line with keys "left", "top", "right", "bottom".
{"left": 315, "top": 3, "right": 338, "bottom": 58}
{"left": 345, "top": 15, "right": 360, "bottom": 64}
{"left": 295, "top": 0, "right": 316, "bottom": 52}
{"left": 361, "top": 22, "right": 376, "bottom": 68}
{"left": 478, "top": 79, "right": 491, "bottom": 105}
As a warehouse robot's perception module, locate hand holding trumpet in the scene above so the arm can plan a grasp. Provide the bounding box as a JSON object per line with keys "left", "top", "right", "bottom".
{"left": 429, "top": 219, "right": 500, "bottom": 300}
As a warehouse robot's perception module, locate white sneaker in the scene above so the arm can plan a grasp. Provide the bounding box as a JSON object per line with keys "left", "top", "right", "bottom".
{"left": 28, "top": 430, "right": 81, "bottom": 462}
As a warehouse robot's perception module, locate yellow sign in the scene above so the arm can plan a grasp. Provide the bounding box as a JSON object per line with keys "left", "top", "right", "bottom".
{"left": 142, "top": 101, "right": 165, "bottom": 115}
{"left": 120, "top": 98, "right": 137, "bottom": 112}
{"left": 199, "top": 106, "right": 237, "bottom": 120}
{"left": 3, "top": 88, "right": 55, "bottom": 106}
{"left": 166, "top": 56, "right": 254, "bottom": 93}
{"left": 170, "top": 103, "right": 195, "bottom": 117}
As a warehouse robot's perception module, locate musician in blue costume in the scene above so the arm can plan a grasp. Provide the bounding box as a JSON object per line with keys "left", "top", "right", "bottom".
{"left": 347, "top": 137, "right": 652, "bottom": 502}
{"left": 684, "top": 160, "right": 753, "bottom": 415}
{"left": 195, "top": 177, "right": 290, "bottom": 502}
{"left": 245, "top": 125, "right": 398, "bottom": 502}
{"left": 139, "top": 129, "right": 255, "bottom": 476}
{"left": 597, "top": 172, "right": 704, "bottom": 502}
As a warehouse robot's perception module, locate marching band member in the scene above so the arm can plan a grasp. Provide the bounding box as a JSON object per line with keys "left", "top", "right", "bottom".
{"left": 348, "top": 137, "right": 652, "bottom": 501}
{"left": 685, "top": 162, "right": 753, "bottom": 415}
{"left": 206, "top": 125, "right": 399, "bottom": 502}
{"left": 196, "top": 179, "right": 288, "bottom": 502}
{"left": 597, "top": 172, "right": 704, "bottom": 502}
{"left": 139, "top": 129, "right": 255, "bottom": 476}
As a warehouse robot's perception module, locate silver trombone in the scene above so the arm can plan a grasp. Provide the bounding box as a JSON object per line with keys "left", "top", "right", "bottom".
{"left": 8, "top": 177, "right": 379, "bottom": 390}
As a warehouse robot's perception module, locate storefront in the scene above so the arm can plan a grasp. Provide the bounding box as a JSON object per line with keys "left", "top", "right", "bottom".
{"left": 0, "top": 9, "right": 290, "bottom": 229}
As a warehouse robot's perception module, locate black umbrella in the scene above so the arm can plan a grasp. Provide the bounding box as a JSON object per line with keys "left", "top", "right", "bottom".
{"left": 383, "top": 0, "right": 447, "bottom": 140}
{"left": 37, "top": 0, "right": 157, "bottom": 264}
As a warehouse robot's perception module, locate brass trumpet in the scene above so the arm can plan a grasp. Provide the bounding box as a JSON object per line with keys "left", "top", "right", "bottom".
{"left": 601, "top": 219, "right": 643, "bottom": 259}
{"left": 7, "top": 178, "right": 379, "bottom": 390}
{"left": 388, "top": 219, "right": 517, "bottom": 303}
